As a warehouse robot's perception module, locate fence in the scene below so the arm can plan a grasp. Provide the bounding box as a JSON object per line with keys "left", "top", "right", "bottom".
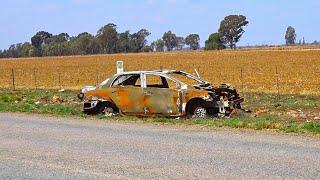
{"left": 1, "top": 65, "right": 319, "bottom": 96}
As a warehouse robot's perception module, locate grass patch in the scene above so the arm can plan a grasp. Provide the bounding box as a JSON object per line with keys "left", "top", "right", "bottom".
{"left": 0, "top": 88, "right": 83, "bottom": 116}
{"left": 0, "top": 88, "right": 320, "bottom": 134}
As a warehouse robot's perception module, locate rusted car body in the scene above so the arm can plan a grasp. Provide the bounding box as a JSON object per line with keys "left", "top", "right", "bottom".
{"left": 81, "top": 70, "right": 244, "bottom": 118}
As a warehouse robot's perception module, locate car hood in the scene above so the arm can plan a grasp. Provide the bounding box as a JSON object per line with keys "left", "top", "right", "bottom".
{"left": 80, "top": 86, "right": 97, "bottom": 94}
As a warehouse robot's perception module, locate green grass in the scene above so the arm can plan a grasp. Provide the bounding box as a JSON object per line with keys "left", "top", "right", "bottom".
{"left": 0, "top": 88, "right": 83, "bottom": 116}
{"left": 0, "top": 88, "right": 320, "bottom": 134}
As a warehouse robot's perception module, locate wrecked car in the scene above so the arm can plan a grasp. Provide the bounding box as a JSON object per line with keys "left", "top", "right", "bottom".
{"left": 80, "top": 70, "right": 244, "bottom": 118}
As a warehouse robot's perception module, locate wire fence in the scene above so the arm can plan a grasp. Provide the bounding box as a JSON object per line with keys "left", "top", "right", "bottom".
{"left": 0, "top": 65, "right": 319, "bottom": 96}
{"left": 0, "top": 66, "right": 113, "bottom": 90}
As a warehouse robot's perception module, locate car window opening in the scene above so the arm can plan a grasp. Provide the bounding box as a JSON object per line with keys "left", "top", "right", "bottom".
{"left": 112, "top": 74, "right": 141, "bottom": 87}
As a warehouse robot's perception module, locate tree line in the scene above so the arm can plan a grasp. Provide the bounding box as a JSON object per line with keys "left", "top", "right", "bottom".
{"left": 0, "top": 15, "right": 249, "bottom": 59}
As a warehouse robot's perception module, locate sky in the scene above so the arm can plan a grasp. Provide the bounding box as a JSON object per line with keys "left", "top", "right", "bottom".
{"left": 1, "top": 0, "right": 320, "bottom": 50}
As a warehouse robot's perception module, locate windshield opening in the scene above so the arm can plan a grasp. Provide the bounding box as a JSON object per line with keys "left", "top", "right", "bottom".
{"left": 168, "top": 71, "right": 206, "bottom": 85}
{"left": 97, "top": 78, "right": 110, "bottom": 87}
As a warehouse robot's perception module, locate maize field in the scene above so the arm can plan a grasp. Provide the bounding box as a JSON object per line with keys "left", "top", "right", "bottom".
{"left": 0, "top": 49, "right": 319, "bottom": 95}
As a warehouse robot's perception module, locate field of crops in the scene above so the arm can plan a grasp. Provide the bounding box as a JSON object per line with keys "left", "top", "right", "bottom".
{"left": 0, "top": 49, "right": 319, "bottom": 95}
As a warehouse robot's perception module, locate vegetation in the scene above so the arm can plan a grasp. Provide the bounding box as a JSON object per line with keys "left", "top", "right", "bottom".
{"left": 0, "top": 14, "right": 251, "bottom": 59}
{"left": 218, "top": 15, "right": 249, "bottom": 49}
{"left": 162, "top": 31, "right": 179, "bottom": 51}
{"left": 285, "top": 26, "right": 297, "bottom": 45}
{"left": 0, "top": 88, "right": 319, "bottom": 134}
{"left": 204, "top": 33, "right": 226, "bottom": 50}
{"left": 0, "top": 89, "right": 83, "bottom": 116}
{"left": 185, "top": 34, "right": 200, "bottom": 50}
{"left": 151, "top": 39, "right": 165, "bottom": 52}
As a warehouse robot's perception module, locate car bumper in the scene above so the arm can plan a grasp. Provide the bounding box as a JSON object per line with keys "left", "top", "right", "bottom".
{"left": 83, "top": 100, "right": 99, "bottom": 110}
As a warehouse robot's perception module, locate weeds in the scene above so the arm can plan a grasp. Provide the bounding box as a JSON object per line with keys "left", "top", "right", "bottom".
{"left": 0, "top": 88, "right": 319, "bottom": 134}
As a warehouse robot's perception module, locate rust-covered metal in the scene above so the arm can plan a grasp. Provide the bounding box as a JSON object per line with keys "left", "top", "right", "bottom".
{"left": 81, "top": 70, "right": 244, "bottom": 118}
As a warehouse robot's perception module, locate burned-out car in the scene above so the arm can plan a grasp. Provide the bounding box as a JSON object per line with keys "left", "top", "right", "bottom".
{"left": 81, "top": 70, "right": 244, "bottom": 118}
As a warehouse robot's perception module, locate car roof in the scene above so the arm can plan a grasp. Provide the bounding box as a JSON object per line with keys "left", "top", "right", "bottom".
{"left": 116, "top": 70, "right": 179, "bottom": 76}
{"left": 112, "top": 70, "right": 208, "bottom": 85}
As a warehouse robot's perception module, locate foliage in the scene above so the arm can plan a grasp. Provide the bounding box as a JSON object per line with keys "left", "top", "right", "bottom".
{"left": 130, "top": 29, "right": 151, "bottom": 52}
{"left": 151, "top": 39, "right": 165, "bottom": 52}
{"left": 175, "top": 36, "right": 185, "bottom": 50}
{"left": 0, "top": 88, "right": 319, "bottom": 134}
{"left": 69, "top": 32, "right": 100, "bottom": 55}
{"left": 185, "top": 34, "right": 200, "bottom": 50}
{"left": 218, "top": 15, "right": 249, "bottom": 49}
{"left": 285, "top": 26, "right": 296, "bottom": 45}
{"left": 96, "top": 23, "right": 118, "bottom": 54}
{"left": 0, "top": 23, "right": 153, "bottom": 58}
{"left": 162, "top": 31, "right": 178, "bottom": 51}
{"left": 0, "top": 43, "right": 34, "bottom": 58}
{"left": 204, "top": 33, "right": 226, "bottom": 50}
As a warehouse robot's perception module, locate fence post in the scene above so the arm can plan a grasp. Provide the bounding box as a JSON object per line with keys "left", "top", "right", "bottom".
{"left": 240, "top": 68, "right": 244, "bottom": 94}
{"left": 58, "top": 69, "right": 62, "bottom": 90}
{"left": 275, "top": 66, "right": 280, "bottom": 101}
{"left": 77, "top": 68, "right": 80, "bottom": 84}
{"left": 11, "top": 68, "right": 15, "bottom": 90}
{"left": 96, "top": 68, "right": 99, "bottom": 85}
{"left": 33, "top": 68, "right": 37, "bottom": 89}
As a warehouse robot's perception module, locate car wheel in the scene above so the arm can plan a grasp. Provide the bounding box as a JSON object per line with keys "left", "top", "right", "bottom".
{"left": 98, "top": 102, "right": 118, "bottom": 116}
{"left": 102, "top": 106, "right": 115, "bottom": 117}
{"left": 192, "top": 107, "right": 207, "bottom": 118}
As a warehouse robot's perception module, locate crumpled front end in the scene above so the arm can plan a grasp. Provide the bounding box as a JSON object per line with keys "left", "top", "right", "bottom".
{"left": 78, "top": 86, "right": 97, "bottom": 100}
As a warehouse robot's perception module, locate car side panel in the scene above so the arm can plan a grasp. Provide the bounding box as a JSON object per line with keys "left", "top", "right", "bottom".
{"left": 107, "top": 87, "right": 145, "bottom": 114}
{"left": 142, "top": 88, "right": 181, "bottom": 116}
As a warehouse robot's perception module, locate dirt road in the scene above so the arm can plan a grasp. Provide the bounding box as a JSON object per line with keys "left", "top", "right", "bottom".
{"left": 1, "top": 113, "right": 319, "bottom": 179}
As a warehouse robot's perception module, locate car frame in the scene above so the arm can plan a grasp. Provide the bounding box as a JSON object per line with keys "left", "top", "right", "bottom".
{"left": 81, "top": 70, "right": 244, "bottom": 118}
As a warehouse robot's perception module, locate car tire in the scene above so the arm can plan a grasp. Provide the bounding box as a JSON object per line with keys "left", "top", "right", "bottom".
{"left": 192, "top": 107, "right": 207, "bottom": 119}
{"left": 97, "top": 102, "right": 118, "bottom": 116}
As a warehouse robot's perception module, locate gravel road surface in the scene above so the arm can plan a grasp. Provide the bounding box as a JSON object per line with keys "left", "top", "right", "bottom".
{"left": 1, "top": 113, "right": 320, "bottom": 179}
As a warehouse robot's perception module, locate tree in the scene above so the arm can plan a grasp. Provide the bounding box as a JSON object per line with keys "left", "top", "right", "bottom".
{"left": 176, "top": 36, "right": 185, "bottom": 50}
{"left": 141, "top": 45, "right": 152, "bottom": 52}
{"left": 31, "top": 31, "right": 53, "bottom": 56}
{"left": 130, "top": 29, "right": 151, "bottom": 52}
{"left": 31, "top": 31, "right": 53, "bottom": 48}
{"left": 162, "top": 31, "right": 177, "bottom": 51}
{"left": 285, "top": 26, "right": 296, "bottom": 45}
{"left": 116, "top": 31, "right": 131, "bottom": 53}
{"left": 48, "top": 33, "right": 70, "bottom": 44}
{"left": 205, "top": 33, "right": 225, "bottom": 50}
{"left": 42, "top": 42, "right": 69, "bottom": 56}
{"left": 20, "top": 42, "right": 34, "bottom": 57}
{"left": 185, "top": 34, "right": 200, "bottom": 50}
{"left": 96, "top": 23, "right": 118, "bottom": 54}
{"left": 69, "top": 32, "right": 100, "bottom": 55}
{"left": 151, "top": 39, "right": 165, "bottom": 52}
{"left": 7, "top": 44, "right": 20, "bottom": 58}
{"left": 218, "top": 15, "right": 249, "bottom": 49}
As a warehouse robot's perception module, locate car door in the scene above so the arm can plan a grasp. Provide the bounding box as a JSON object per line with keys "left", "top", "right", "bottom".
{"left": 141, "top": 73, "right": 182, "bottom": 116}
{"left": 107, "top": 73, "right": 145, "bottom": 115}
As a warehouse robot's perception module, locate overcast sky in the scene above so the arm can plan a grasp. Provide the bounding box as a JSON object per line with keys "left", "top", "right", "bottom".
{"left": 1, "top": 0, "right": 319, "bottom": 50}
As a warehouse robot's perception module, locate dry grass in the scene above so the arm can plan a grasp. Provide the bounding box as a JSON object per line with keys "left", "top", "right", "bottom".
{"left": 0, "top": 49, "right": 319, "bottom": 95}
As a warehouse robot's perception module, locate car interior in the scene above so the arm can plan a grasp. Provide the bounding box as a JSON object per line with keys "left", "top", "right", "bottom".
{"left": 112, "top": 74, "right": 174, "bottom": 89}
